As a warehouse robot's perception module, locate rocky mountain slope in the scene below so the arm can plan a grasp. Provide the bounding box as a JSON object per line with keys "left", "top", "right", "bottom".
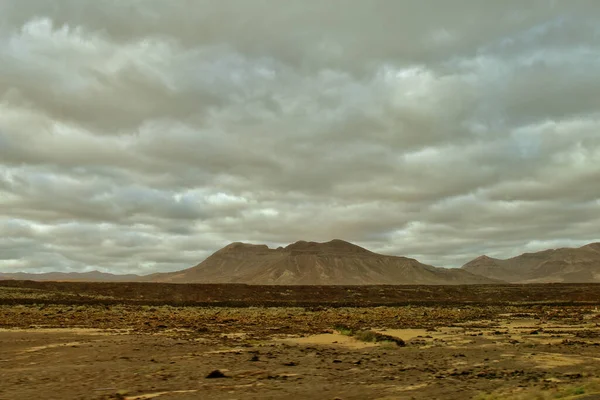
{"left": 462, "top": 243, "right": 600, "bottom": 283}
{"left": 144, "top": 239, "right": 498, "bottom": 285}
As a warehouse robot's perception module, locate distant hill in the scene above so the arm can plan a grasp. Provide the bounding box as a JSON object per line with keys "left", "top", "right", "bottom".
{"left": 6, "top": 241, "right": 599, "bottom": 285}
{"left": 0, "top": 271, "right": 140, "bottom": 282}
{"left": 462, "top": 243, "right": 600, "bottom": 283}
{"left": 143, "top": 239, "right": 498, "bottom": 285}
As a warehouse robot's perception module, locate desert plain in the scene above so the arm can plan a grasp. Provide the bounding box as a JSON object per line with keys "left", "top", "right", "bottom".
{"left": 1, "top": 282, "right": 600, "bottom": 400}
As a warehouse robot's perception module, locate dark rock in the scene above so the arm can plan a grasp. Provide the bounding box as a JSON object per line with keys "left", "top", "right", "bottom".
{"left": 206, "top": 370, "right": 227, "bottom": 379}
{"left": 563, "top": 372, "right": 583, "bottom": 379}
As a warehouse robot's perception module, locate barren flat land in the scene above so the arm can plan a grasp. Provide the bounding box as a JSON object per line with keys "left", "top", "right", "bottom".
{"left": 2, "top": 282, "right": 600, "bottom": 400}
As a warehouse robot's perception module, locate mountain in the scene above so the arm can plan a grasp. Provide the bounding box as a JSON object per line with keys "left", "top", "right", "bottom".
{"left": 0, "top": 271, "right": 140, "bottom": 282}
{"left": 461, "top": 242, "right": 600, "bottom": 283}
{"left": 6, "top": 241, "right": 599, "bottom": 285}
{"left": 144, "top": 239, "right": 498, "bottom": 285}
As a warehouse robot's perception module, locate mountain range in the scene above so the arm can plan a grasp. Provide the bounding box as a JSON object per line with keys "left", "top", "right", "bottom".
{"left": 1, "top": 240, "right": 599, "bottom": 285}
{"left": 142, "top": 239, "right": 494, "bottom": 285}
{"left": 461, "top": 242, "right": 600, "bottom": 283}
{"left": 0, "top": 271, "right": 139, "bottom": 282}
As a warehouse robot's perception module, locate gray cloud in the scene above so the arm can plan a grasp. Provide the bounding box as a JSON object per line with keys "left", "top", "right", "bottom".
{"left": 1, "top": 1, "right": 600, "bottom": 274}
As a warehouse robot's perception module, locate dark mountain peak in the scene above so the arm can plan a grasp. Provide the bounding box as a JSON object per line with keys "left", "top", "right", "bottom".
{"left": 284, "top": 239, "right": 371, "bottom": 254}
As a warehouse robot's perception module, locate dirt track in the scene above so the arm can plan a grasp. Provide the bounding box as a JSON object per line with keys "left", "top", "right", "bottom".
{"left": 1, "top": 283, "right": 600, "bottom": 399}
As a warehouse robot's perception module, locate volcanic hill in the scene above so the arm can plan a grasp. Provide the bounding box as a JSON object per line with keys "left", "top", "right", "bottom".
{"left": 144, "top": 239, "right": 498, "bottom": 285}
{"left": 462, "top": 242, "right": 600, "bottom": 283}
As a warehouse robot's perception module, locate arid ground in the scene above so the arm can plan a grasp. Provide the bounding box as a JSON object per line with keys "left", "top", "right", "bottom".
{"left": 1, "top": 282, "right": 600, "bottom": 400}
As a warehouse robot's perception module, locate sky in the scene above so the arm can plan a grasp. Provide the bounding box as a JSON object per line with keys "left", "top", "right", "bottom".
{"left": 1, "top": 1, "right": 600, "bottom": 274}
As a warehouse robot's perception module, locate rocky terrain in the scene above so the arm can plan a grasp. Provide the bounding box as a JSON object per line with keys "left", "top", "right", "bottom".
{"left": 2, "top": 300, "right": 600, "bottom": 399}
{"left": 3, "top": 282, "right": 600, "bottom": 399}
{"left": 2, "top": 280, "right": 600, "bottom": 307}
{"left": 462, "top": 242, "right": 600, "bottom": 283}
{"left": 144, "top": 239, "right": 496, "bottom": 285}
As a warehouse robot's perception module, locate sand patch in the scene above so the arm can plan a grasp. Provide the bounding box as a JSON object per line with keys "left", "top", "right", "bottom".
{"left": 454, "top": 319, "right": 500, "bottom": 328}
{"left": 278, "top": 333, "right": 378, "bottom": 349}
{"left": 374, "top": 383, "right": 431, "bottom": 399}
{"left": 377, "top": 327, "right": 479, "bottom": 348}
{"left": 392, "top": 382, "right": 430, "bottom": 392}
{"left": 205, "top": 348, "right": 246, "bottom": 354}
{"left": 444, "top": 340, "right": 477, "bottom": 348}
{"left": 0, "top": 328, "right": 114, "bottom": 335}
{"left": 375, "top": 328, "right": 429, "bottom": 340}
{"left": 524, "top": 352, "right": 598, "bottom": 368}
{"left": 498, "top": 319, "right": 598, "bottom": 332}
{"left": 22, "top": 341, "right": 84, "bottom": 353}
{"left": 220, "top": 332, "right": 248, "bottom": 339}
{"left": 125, "top": 390, "right": 198, "bottom": 399}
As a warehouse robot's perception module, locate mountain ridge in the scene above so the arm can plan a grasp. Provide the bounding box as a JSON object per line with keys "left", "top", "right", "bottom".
{"left": 142, "top": 239, "right": 497, "bottom": 285}
{"left": 462, "top": 242, "right": 600, "bottom": 283}
{"left": 0, "top": 270, "right": 140, "bottom": 282}
{"left": 4, "top": 240, "right": 599, "bottom": 285}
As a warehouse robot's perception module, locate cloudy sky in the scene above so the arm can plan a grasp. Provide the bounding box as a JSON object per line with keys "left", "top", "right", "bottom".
{"left": 1, "top": 1, "right": 599, "bottom": 274}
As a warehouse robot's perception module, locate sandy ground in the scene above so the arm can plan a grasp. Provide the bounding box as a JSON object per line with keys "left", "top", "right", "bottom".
{"left": 2, "top": 305, "right": 600, "bottom": 399}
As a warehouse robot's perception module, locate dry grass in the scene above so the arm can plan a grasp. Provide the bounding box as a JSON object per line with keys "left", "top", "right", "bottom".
{"left": 334, "top": 324, "right": 405, "bottom": 346}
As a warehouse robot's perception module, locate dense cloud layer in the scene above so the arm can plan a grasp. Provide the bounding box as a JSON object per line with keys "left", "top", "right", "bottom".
{"left": 1, "top": 1, "right": 599, "bottom": 273}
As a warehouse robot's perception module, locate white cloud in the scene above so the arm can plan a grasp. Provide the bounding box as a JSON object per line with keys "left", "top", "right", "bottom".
{"left": 1, "top": 1, "right": 600, "bottom": 273}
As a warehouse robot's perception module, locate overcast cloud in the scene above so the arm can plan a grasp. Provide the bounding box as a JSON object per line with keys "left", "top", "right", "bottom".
{"left": 1, "top": 0, "right": 600, "bottom": 274}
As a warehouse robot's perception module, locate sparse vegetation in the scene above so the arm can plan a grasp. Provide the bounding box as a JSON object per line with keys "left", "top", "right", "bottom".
{"left": 334, "top": 324, "right": 405, "bottom": 346}
{"left": 2, "top": 283, "right": 600, "bottom": 399}
{"left": 333, "top": 324, "right": 354, "bottom": 336}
